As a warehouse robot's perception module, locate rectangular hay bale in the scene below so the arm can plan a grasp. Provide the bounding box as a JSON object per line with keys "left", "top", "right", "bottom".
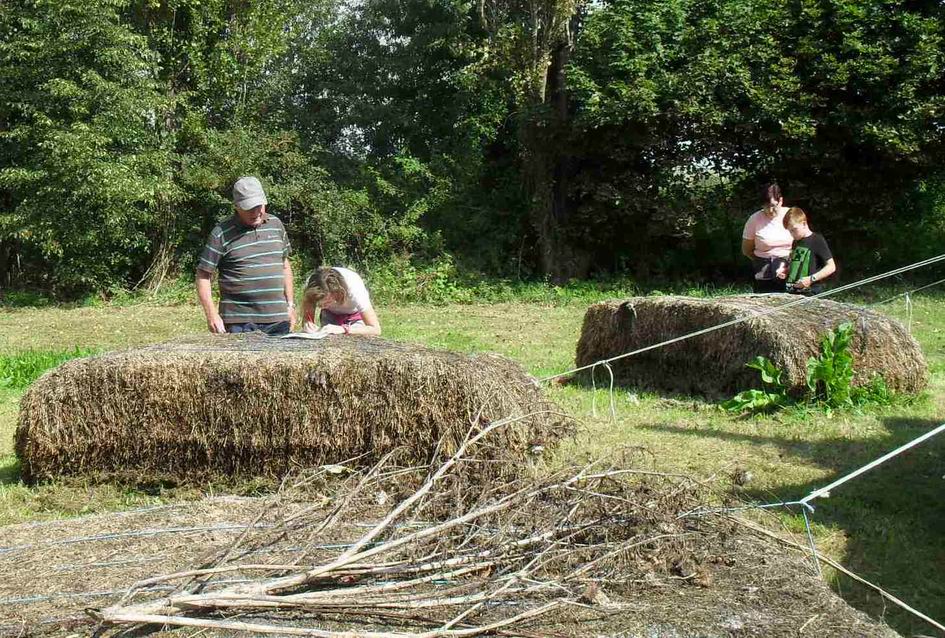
{"left": 16, "top": 335, "right": 571, "bottom": 483}
{"left": 575, "top": 295, "right": 928, "bottom": 398}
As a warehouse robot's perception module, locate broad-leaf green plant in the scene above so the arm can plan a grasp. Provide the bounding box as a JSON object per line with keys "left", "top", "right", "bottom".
{"left": 726, "top": 322, "right": 894, "bottom": 414}
{"left": 806, "top": 322, "right": 893, "bottom": 410}
{"left": 722, "top": 356, "right": 791, "bottom": 413}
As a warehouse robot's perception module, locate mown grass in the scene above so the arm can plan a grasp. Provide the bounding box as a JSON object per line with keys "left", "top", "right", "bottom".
{"left": 0, "top": 289, "right": 943, "bottom": 635}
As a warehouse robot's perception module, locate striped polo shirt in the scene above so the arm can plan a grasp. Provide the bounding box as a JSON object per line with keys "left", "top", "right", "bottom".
{"left": 198, "top": 214, "right": 291, "bottom": 325}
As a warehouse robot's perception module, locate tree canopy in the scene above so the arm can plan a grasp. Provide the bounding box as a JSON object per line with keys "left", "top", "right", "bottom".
{"left": 1, "top": 0, "right": 943, "bottom": 293}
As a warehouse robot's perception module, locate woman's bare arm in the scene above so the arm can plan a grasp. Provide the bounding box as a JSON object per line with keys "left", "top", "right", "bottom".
{"left": 347, "top": 307, "right": 381, "bottom": 336}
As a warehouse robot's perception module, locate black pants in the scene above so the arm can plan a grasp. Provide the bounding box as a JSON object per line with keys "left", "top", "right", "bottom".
{"left": 752, "top": 278, "right": 786, "bottom": 294}
{"left": 225, "top": 321, "right": 291, "bottom": 336}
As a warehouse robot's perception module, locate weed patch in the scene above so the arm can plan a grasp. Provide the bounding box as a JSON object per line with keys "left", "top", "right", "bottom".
{"left": 725, "top": 323, "right": 899, "bottom": 414}
{"left": 0, "top": 348, "right": 95, "bottom": 389}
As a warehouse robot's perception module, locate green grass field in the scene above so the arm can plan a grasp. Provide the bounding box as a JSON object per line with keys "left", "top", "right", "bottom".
{"left": 1, "top": 293, "right": 943, "bottom": 635}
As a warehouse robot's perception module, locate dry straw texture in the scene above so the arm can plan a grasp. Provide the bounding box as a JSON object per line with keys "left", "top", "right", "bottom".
{"left": 576, "top": 294, "right": 928, "bottom": 397}
{"left": 16, "top": 334, "right": 571, "bottom": 483}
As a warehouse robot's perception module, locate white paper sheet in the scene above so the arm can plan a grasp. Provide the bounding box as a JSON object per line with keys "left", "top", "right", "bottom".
{"left": 280, "top": 331, "right": 329, "bottom": 340}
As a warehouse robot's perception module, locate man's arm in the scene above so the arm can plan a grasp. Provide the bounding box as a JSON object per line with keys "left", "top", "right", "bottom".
{"left": 283, "top": 258, "right": 296, "bottom": 328}
{"left": 196, "top": 270, "right": 225, "bottom": 333}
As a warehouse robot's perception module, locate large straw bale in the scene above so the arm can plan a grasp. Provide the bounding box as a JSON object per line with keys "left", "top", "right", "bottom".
{"left": 575, "top": 294, "right": 927, "bottom": 397}
{"left": 16, "top": 334, "right": 570, "bottom": 483}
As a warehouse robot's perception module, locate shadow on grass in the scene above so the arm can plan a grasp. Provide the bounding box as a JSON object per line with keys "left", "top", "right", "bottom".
{"left": 639, "top": 417, "right": 945, "bottom": 636}
{"left": 0, "top": 457, "right": 20, "bottom": 485}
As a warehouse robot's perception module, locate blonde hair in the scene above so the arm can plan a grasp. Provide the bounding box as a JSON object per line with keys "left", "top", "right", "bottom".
{"left": 783, "top": 207, "right": 808, "bottom": 228}
{"left": 303, "top": 267, "right": 349, "bottom": 308}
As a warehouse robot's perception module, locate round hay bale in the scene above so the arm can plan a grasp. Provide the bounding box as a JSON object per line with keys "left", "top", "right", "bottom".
{"left": 575, "top": 294, "right": 928, "bottom": 398}
{"left": 16, "top": 334, "right": 571, "bottom": 484}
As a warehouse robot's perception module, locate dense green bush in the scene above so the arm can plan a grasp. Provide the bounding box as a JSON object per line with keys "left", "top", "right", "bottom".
{"left": 1, "top": 0, "right": 943, "bottom": 296}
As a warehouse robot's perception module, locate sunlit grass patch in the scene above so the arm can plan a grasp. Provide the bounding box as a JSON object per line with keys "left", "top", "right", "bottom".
{"left": 0, "top": 347, "right": 96, "bottom": 390}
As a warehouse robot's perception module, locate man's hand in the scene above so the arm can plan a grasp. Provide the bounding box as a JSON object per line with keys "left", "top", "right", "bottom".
{"left": 795, "top": 276, "right": 812, "bottom": 290}
{"left": 775, "top": 263, "right": 788, "bottom": 280}
{"left": 206, "top": 311, "right": 226, "bottom": 334}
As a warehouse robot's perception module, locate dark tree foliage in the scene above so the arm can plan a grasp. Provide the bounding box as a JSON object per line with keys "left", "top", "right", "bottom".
{"left": 0, "top": 0, "right": 172, "bottom": 292}
{"left": 0, "top": 0, "right": 943, "bottom": 294}
{"left": 568, "top": 0, "right": 945, "bottom": 277}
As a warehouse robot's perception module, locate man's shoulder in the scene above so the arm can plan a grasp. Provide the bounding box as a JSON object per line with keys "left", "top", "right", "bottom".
{"left": 209, "top": 216, "right": 238, "bottom": 238}
{"left": 265, "top": 214, "right": 286, "bottom": 229}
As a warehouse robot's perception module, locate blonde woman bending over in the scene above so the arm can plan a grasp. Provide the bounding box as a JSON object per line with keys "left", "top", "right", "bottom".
{"left": 300, "top": 267, "right": 382, "bottom": 336}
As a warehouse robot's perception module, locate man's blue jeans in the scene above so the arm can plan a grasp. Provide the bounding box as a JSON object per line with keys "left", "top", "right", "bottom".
{"left": 225, "top": 321, "right": 291, "bottom": 336}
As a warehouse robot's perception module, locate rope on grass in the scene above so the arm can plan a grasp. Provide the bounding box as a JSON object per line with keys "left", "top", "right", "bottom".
{"left": 906, "top": 292, "right": 913, "bottom": 333}
{"left": 602, "top": 362, "right": 617, "bottom": 424}
{"left": 538, "top": 252, "right": 945, "bottom": 384}
{"left": 798, "top": 421, "right": 945, "bottom": 506}
{"left": 800, "top": 508, "right": 821, "bottom": 577}
{"left": 685, "top": 421, "right": 945, "bottom": 628}
{"left": 588, "top": 362, "right": 617, "bottom": 424}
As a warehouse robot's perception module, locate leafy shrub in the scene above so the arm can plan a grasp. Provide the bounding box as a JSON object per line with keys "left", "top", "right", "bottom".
{"left": 721, "top": 357, "right": 791, "bottom": 413}
{"left": 806, "top": 322, "right": 894, "bottom": 411}
{"left": 725, "top": 323, "right": 894, "bottom": 414}
{"left": 369, "top": 255, "right": 475, "bottom": 305}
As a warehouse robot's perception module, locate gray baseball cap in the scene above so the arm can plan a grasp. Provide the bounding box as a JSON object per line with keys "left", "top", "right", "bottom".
{"left": 232, "top": 176, "right": 268, "bottom": 210}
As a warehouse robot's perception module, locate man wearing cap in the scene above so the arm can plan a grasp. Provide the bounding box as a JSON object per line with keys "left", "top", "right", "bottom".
{"left": 196, "top": 176, "right": 296, "bottom": 335}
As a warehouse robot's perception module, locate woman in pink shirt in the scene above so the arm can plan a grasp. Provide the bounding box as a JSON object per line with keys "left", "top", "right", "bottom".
{"left": 741, "top": 184, "right": 794, "bottom": 293}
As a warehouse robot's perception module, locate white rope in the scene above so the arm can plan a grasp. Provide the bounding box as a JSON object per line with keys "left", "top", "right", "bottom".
{"left": 905, "top": 291, "right": 914, "bottom": 333}
{"left": 539, "top": 252, "right": 945, "bottom": 383}
{"left": 602, "top": 361, "right": 616, "bottom": 424}
{"left": 869, "top": 276, "right": 945, "bottom": 307}
{"left": 800, "top": 421, "right": 945, "bottom": 505}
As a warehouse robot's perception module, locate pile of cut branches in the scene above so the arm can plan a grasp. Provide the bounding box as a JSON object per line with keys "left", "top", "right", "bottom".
{"left": 95, "top": 420, "right": 713, "bottom": 636}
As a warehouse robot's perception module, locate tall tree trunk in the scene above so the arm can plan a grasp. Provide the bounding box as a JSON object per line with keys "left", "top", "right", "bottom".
{"left": 0, "top": 240, "right": 10, "bottom": 290}
{"left": 138, "top": 79, "right": 179, "bottom": 293}
{"left": 522, "top": 13, "right": 589, "bottom": 283}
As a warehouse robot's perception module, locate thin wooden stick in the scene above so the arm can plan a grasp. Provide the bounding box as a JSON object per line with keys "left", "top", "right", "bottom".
{"left": 132, "top": 564, "right": 315, "bottom": 587}
{"left": 335, "top": 414, "right": 549, "bottom": 564}
{"left": 104, "top": 600, "right": 561, "bottom": 637}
